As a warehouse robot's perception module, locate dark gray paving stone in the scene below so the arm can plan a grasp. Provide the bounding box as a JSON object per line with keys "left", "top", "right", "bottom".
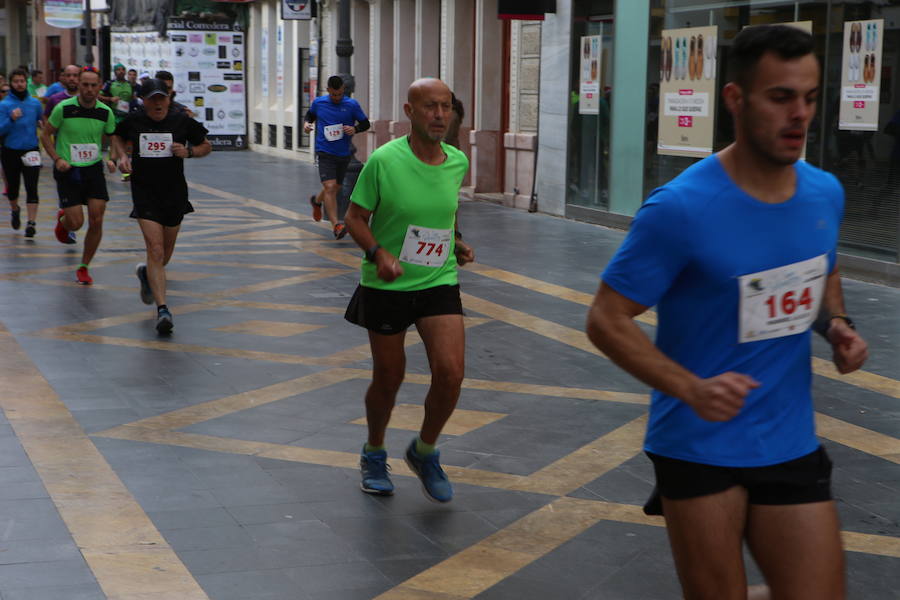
{"left": 325, "top": 516, "right": 449, "bottom": 562}
{"left": 0, "top": 499, "right": 71, "bottom": 542}
{"left": 0, "top": 539, "right": 82, "bottom": 565}
{"left": 226, "top": 502, "right": 320, "bottom": 526}
{"left": 196, "top": 569, "right": 311, "bottom": 600}
{"left": 283, "top": 561, "right": 391, "bottom": 593}
{"left": 147, "top": 507, "right": 238, "bottom": 530}
{"left": 162, "top": 524, "right": 255, "bottom": 552}
{"left": 0, "top": 559, "right": 97, "bottom": 591}
{"left": 0, "top": 583, "right": 106, "bottom": 600}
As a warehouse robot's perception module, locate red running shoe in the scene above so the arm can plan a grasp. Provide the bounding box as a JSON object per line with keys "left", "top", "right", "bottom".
{"left": 333, "top": 223, "right": 349, "bottom": 240}
{"left": 54, "top": 210, "right": 76, "bottom": 244}
{"left": 310, "top": 195, "right": 323, "bottom": 222}
{"left": 75, "top": 266, "right": 92, "bottom": 285}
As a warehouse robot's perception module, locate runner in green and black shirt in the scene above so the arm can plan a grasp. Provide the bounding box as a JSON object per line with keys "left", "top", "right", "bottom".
{"left": 100, "top": 63, "right": 137, "bottom": 123}
{"left": 40, "top": 66, "right": 117, "bottom": 285}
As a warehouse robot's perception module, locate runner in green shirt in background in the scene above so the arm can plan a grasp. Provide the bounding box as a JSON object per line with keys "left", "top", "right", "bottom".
{"left": 100, "top": 63, "right": 137, "bottom": 122}
{"left": 344, "top": 78, "right": 475, "bottom": 504}
{"left": 40, "top": 67, "right": 117, "bottom": 285}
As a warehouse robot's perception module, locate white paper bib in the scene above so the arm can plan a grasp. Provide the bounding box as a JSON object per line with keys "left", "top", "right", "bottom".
{"left": 139, "top": 133, "right": 173, "bottom": 158}
{"left": 738, "top": 255, "right": 827, "bottom": 343}
{"left": 21, "top": 151, "right": 42, "bottom": 167}
{"left": 323, "top": 123, "right": 344, "bottom": 142}
{"left": 70, "top": 143, "right": 99, "bottom": 163}
{"left": 398, "top": 225, "right": 452, "bottom": 268}
{"left": 117, "top": 100, "right": 131, "bottom": 113}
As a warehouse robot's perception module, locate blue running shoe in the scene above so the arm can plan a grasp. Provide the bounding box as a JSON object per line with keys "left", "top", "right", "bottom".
{"left": 404, "top": 439, "right": 453, "bottom": 503}
{"left": 360, "top": 446, "right": 394, "bottom": 495}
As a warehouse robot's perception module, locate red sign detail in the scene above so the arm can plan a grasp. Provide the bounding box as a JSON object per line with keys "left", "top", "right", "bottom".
{"left": 678, "top": 89, "right": 694, "bottom": 95}
{"left": 854, "top": 101, "right": 866, "bottom": 109}
{"left": 678, "top": 116, "right": 693, "bottom": 128}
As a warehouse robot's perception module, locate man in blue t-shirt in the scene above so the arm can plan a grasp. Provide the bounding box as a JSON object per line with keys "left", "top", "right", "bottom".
{"left": 303, "top": 75, "right": 370, "bottom": 239}
{"left": 586, "top": 25, "right": 868, "bottom": 600}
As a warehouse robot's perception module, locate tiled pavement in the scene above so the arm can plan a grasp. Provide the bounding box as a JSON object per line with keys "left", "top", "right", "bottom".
{"left": 0, "top": 150, "right": 898, "bottom": 600}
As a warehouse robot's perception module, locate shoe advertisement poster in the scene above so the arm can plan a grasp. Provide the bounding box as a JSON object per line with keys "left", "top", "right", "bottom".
{"left": 579, "top": 35, "right": 602, "bottom": 115}
{"left": 839, "top": 19, "right": 884, "bottom": 131}
{"left": 657, "top": 26, "right": 718, "bottom": 158}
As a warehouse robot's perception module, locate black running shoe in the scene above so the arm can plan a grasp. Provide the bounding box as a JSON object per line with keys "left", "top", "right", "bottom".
{"left": 10, "top": 208, "right": 20, "bottom": 230}
{"left": 136, "top": 263, "right": 153, "bottom": 304}
{"left": 156, "top": 308, "right": 174, "bottom": 334}
{"left": 24, "top": 222, "right": 35, "bottom": 239}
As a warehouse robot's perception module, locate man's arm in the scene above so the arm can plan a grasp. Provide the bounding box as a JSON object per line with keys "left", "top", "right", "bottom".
{"left": 585, "top": 282, "right": 759, "bottom": 422}
{"left": 815, "top": 268, "right": 868, "bottom": 374}
{"left": 345, "top": 202, "right": 403, "bottom": 283}
{"left": 0, "top": 105, "right": 12, "bottom": 137}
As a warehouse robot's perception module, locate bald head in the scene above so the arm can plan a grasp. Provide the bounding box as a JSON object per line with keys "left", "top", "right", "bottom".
{"left": 405, "top": 78, "right": 453, "bottom": 143}
{"left": 61, "top": 64, "right": 81, "bottom": 93}
{"left": 407, "top": 78, "right": 451, "bottom": 104}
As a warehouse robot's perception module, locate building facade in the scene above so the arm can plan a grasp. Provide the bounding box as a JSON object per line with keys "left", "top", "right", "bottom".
{"left": 2, "top": 0, "right": 80, "bottom": 80}
{"left": 247, "top": 0, "right": 540, "bottom": 203}
{"left": 537, "top": 0, "right": 900, "bottom": 282}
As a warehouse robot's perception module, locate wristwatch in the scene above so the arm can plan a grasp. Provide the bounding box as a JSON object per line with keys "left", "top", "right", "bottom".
{"left": 187, "top": 146, "right": 194, "bottom": 158}
{"left": 365, "top": 244, "right": 381, "bottom": 262}
{"left": 831, "top": 314, "right": 855, "bottom": 330}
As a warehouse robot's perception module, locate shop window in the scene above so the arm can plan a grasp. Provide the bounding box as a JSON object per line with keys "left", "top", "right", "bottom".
{"left": 284, "top": 125, "right": 293, "bottom": 150}
{"left": 268, "top": 124, "right": 277, "bottom": 148}
{"left": 644, "top": 0, "right": 898, "bottom": 262}
{"left": 254, "top": 122, "right": 262, "bottom": 145}
{"left": 566, "top": 1, "right": 615, "bottom": 211}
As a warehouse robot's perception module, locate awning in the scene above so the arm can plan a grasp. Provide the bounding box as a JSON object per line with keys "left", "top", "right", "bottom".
{"left": 498, "top": 0, "right": 555, "bottom": 20}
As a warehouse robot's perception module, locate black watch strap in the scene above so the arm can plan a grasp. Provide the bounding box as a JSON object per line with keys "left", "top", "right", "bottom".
{"left": 365, "top": 244, "right": 381, "bottom": 262}
{"left": 831, "top": 314, "right": 855, "bottom": 330}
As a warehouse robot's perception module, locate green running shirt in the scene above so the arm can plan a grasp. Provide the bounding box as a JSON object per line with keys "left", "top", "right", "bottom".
{"left": 48, "top": 96, "right": 116, "bottom": 167}
{"left": 351, "top": 136, "right": 469, "bottom": 292}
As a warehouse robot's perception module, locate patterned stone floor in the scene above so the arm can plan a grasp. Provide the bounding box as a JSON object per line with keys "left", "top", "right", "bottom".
{"left": 0, "top": 151, "right": 898, "bottom": 599}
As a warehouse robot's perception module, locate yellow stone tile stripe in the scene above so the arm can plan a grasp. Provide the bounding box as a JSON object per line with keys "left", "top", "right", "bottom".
{"left": 0, "top": 325, "right": 210, "bottom": 600}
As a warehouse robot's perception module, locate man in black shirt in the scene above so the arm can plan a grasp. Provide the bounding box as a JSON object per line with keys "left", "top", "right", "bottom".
{"left": 111, "top": 79, "right": 211, "bottom": 334}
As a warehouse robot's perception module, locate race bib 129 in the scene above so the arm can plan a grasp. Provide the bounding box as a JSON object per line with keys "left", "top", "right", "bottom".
{"left": 21, "top": 151, "right": 42, "bottom": 167}
{"left": 398, "top": 225, "right": 452, "bottom": 268}
{"left": 139, "top": 133, "right": 173, "bottom": 158}
{"left": 738, "top": 254, "right": 827, "bottom": 343}
{"left": 323, "top": 124, "right": 344, "bottom": 142}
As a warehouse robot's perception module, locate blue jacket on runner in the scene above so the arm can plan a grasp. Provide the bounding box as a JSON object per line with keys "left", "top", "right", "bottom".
{"left": 0, "top": 93, "right": 43, "bottom": 150}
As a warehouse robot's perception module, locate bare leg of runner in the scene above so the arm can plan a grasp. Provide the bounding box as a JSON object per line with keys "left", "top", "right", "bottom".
{"left": 415, "top": 314, "right": 465, "bottom": 445}
{"left": 364, "top": 330, "right": 407, "bottom": 447}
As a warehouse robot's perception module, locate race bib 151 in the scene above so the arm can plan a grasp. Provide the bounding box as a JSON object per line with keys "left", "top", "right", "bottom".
{"left": 70, "top": 143, "right": 98, "bottom": 163}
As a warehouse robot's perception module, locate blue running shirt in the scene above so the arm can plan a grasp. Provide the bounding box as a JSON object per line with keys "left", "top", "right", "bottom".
{"left": 308, "top": 95, "right": 368, "bottom": 157}
{"left": 602, "top": 155, "right": 844, "bottom": 467}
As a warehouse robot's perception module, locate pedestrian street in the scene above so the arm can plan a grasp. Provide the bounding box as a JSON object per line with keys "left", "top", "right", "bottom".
{"left": 0, "top": 150, "right": 898, "bottom": 600}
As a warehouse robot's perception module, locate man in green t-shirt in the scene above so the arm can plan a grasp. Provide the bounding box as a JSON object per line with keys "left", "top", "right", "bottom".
{"left": 100, "top": 63, "right": 137, "bottom": 122}
{"left": 344, "top": 78, "right": 475, "bottom": 503}
{"left": 40, "top": 67, "right": 117, "bottom": 285}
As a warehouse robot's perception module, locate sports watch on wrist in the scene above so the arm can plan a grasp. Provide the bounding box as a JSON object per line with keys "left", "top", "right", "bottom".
{"left": 365, "top": 244, "right": 381, "bottom": 262}
{"left": 831, "top": 314, "right": 855, "bottom": 330}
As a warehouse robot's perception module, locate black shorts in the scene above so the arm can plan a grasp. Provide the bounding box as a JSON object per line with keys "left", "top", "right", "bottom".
{"left": 344, "top": 284, "right": 464, "bottom": 335}
{"left": 316, "top": 151, "right": 351, "bottom": 184}
{"left": 643, "top": 446, "right": 833, "bottom": 515}
{"left": 54, "top": 163, "right": 109, "bottom": 208}
{"left": 130, "top": 184, "right": 194, "bottom": 228}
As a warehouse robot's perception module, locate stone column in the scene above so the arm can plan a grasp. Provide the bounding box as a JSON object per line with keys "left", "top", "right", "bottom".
{"left": 390, "top": 0, "right": 415, "bottom": 139}
{"left": 471, "top": 0, "right": 503, "bottom": 193}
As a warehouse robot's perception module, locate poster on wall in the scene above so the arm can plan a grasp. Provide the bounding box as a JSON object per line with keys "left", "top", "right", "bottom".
{"left": 276, "top": 24, "right": 284, "bottom": 98}
{"left": 261, "top": 28, "right": 269, "bottom": 97}
{"left": 839, "top": 19, "right": 884, "bottom": 131}
{"left": 168, "top": 18, "right": 247, "bottom": 150}
{"left": 110, "top": 31, "right": 172, "bottom": 82}
{"left": 657, "top": 26, "right": 718, "bottom": 158}
{"left": 578, "top": 35, "right": 601, "bottom": 115}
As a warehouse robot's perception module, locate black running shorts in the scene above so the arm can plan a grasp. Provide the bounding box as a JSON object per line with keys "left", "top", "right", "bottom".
{"left": 344, "top": 284, "right": 464, "bottom": 335}
{"left": 130, "top": 184, "right": 194, "bottom": 228}
{"left": 54, "top": 163, "right": 110, "bottom": 208}
{"left": 316, "top": 151, "right": 351, "bottom": 184}
{"left": 642, "top": 446, "right": 833, "bottom": 515}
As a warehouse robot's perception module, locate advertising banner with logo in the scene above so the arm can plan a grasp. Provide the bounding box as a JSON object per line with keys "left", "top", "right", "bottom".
{"left": 168, "top": 18, "right": 247, "bottom": 150}
{"left": 276, "top": 24, "right": 284, "bottom": 98}
{"left": 839, "top": 19, "right": 884, "bottom": 131}
{"left": 45, "top": 0, "right": 82, "bottom": 28}
{"left": 657, "top": 25, "right": 718, "bottom": 158}
{"left": 578, "top": 35, "right": 601, "bottom": 115}
{"left": 282, "top": 0, "right": 314, "bottom": 20}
